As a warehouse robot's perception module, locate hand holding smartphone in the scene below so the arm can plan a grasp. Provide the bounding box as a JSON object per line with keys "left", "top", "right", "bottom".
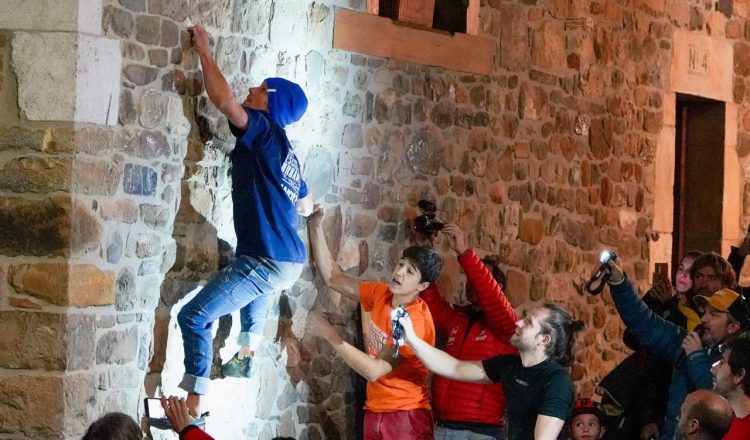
{"left": 651, "top": 262, "right": 673, "bottom": 303}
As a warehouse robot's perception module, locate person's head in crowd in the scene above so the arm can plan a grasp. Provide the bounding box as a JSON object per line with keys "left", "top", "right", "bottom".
{"left": 694, "top": 288, "right": 748, "bottom": 346}
{"left": 512, "top": 303, "right": 584, "bottom": 367}
{"left": 690, "top": 253, "right": 736, "bottom": 298}
{"left": 81, "top": 412, "right": 142, "bottom": 440}
{"left": 464, "top": 256, "right": 505, "bottom": 310}
{"left": 676, "top": 250, "right": 703, "bottom": 294}
{"left": 569, "top": 398, "right": 606, "bottom": 440}
{"left": 711, "top": 336, "right": 750, "bottom": 399}
{"left": 390, "top": 246, "right": 443, "bottom": 296}
{"left": 675, "top": 390, "right": 734, "bottom": 440}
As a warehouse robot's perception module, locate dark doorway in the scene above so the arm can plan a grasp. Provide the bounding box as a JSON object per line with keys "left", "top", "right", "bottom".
{"left": 672, "top": 94, "right": 725, "bottom": 270}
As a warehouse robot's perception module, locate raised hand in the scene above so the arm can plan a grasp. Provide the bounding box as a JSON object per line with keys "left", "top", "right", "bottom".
{"left": 307, "top": 204, "right": 325, "bottom": 228}
{"left": 188, "top": 25, "right": 210, "bottom": 56}
{"left": 441, "top": 223, "right": 468, "bottom": 254}
{"left": 160, "top": 396, "right": 192, "bottom": 433}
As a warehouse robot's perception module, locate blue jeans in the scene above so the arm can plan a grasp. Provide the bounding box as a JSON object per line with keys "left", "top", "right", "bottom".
{"left": 177, "top": 255, "right": 302, "bottom": 394}
{"left": 434, "top": 423, "right": 505, "bottom": 440}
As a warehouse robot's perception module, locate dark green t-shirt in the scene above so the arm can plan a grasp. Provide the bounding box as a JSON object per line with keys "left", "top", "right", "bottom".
{"left": 482, "top": 355, "right": 573, "bottom": 440}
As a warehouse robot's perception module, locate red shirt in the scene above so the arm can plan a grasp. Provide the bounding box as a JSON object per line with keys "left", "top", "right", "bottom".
{"left": 421, "top": 249, "right": 519, "bottom": 425}
{"left": 723, "top": 414, "right": 750, "bottom": 440}
{"left": 180, "top": 426, "right": 214, "bottom": 440}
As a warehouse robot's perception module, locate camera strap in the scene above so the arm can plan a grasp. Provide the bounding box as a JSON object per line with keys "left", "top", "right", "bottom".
{"left": 585, "top": 264, "right": 610, "bottom": 295}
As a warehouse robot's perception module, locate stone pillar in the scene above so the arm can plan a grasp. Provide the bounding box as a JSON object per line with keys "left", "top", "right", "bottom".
{"left": 0, "top": 1, "right": 132, "bottom": 438}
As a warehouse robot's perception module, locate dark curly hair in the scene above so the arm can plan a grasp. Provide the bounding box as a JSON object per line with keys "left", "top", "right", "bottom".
{"left": 690, "top": 252, "right": 737, "bottom": 290}
{"left": 538, "top": 303, "right": 584, "bottom": 367}
{"left": 724, "top": 337, "right": 750, "bottom": 397}
{"left": 402, "top": 245, "right": 443, "bottom": 284}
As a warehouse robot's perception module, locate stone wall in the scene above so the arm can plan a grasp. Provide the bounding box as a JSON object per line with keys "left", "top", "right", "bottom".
{"left": 2, "top": 0, "right": 750, "bottom": 439}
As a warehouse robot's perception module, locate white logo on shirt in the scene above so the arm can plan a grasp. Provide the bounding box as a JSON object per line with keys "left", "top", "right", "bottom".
{"left": 280, "top": 152, "right": 301, "bottom": 203}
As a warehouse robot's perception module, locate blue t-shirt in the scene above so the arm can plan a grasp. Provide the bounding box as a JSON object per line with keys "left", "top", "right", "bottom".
{"left": 228, "top": 108, "right": 308, "bottom": 263}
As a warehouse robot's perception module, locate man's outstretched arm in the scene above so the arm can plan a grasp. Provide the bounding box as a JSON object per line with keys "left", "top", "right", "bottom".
{"left": 190, "top": 25, "right": 248, "bottom": 130}
{"left": 534, "top": 415, "right": 566, "bottom": 440}
{"left": 399, "top": 314, "right": 491, "bottom": 383}
{"left": 307, "top": 205, "right": 360, "bottom": 300}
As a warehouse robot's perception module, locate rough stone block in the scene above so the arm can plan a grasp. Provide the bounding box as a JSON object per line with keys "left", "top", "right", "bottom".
{"left": 123, "top": 164, "right": 158, "bottom": 196}
{"left": 66, "top": 313, "right": 97, "bottom": 370}
{"left": 0, "top": 126, "right": 50, "bottom": 151}
{"left": 499, "top": 3, "right": 529, "bottom": 71}
{"left": 96, "top": 325, "right": 139, "bottom": 364}
{"left": 103, "top": 5, "right": 134, "bottom": 39}
{"left": 139, "top": 89, "right": 169, "bottom": 129}
{"left": 0, "top": 374, "right": 64, "bottom": 438}
{"left": 100, "top": 199, "right": 139, "bottom": 223}
{"left": 671, "top": 30, "right": 733, "bottom": 102}
{"left": 123, "top": 63, "right": 158, "bottom": 86}
{"left": 71, "top": 199, "right": 102, "bottom": 256}
{"left": 0, "top": 311, "right": 68, "bottom": 370}
{"left": 12, "top": 32, "right": 121, "bottom": 124}
{"left": 120, "top": 0, "right": 146, "bottom": 13}
{"left": 140, "top": 203, "right": 170, "bottom": 229}
{"left": 0, "top": 196, "right": 72, "bottom": 257}
{"left": 63, "top": 372, "right": 97, "bottom": 437}
{"left": 0, "top": 0, "right": 102, "bottom": 34}
{"left": 121, "top": 129, "right": 171, "bottom": 159}
{"left": 148, "top": 0, "right": 190, "bottom": 21}
{"left": 531, "top": 20, "right": 566, "bottom": 74}
{"left": 8, "top": 263, "right": 115, "bottom": 307}
{"left": 72, "top": 158, "right": 121, "bottom": 195}
{"left": 135, "top": 14, "right": 161, "bottom": 45}
{"left": 0, "top": 156, "right": 71, "bottom": 193}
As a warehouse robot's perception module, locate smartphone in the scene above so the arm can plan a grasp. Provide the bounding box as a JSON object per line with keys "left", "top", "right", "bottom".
{"left": 144, "top": 398, "right": 166, "bottom": 419}
{"left": 654, "top": 262, "right": 669, "bottom": 284}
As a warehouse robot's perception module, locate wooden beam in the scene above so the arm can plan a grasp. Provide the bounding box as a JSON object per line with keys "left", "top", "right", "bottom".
{"left": 467, "top": 0, "right": 480, "bottom": 35}
{"left": 333, "top": 8, "right": 495, "bottom": 76}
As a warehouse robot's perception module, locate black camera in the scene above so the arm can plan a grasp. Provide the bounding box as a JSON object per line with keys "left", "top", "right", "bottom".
{"left": 412, "top": 200, "right": 445, "bottom": 237}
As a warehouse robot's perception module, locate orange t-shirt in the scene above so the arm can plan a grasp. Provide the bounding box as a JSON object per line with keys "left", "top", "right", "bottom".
{"left": 359, "top": 281, "right": 436, "bottom": 412}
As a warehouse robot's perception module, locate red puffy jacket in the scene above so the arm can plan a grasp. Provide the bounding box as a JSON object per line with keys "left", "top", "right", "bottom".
{"left": 180, "top": 426, "right": 214, "bottom": 440}
{"left": 421, "top": 249, "right": 519, "bottom": 426}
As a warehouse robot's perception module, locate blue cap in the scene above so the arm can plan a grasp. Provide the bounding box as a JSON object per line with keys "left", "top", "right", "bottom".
{"left": 264, "top": 77, "right": 308, "bottom": 128}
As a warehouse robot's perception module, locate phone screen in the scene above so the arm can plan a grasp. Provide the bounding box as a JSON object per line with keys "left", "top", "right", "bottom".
{"left": 145, "top": 398, "right": 166, "bottom": 419}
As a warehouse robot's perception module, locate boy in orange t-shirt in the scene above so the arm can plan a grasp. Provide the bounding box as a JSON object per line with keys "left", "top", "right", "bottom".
{"left": 307, "top": 206, "right": 442, "bottom": 440}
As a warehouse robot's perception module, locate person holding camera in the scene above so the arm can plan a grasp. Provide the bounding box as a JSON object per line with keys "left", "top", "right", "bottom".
{"left": 711, "top": 337, "right": 750, "bottom": 439}
{"left": 396, "top": 299, "right": 582, "bottom": 440}
{"left": 173, "top": 24, "right": 313, "bottom": 421}
{"left": 598, "top": 252, "right": 702, "bottom": 440}
{"left": 419, "top": 223, "right": 519, "bottom": 440}
{"left": 306, "top": 205, "right": 443, "bottom": 440}
{"left": 602, "top": 257, "right": 748, "bottom": 440}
